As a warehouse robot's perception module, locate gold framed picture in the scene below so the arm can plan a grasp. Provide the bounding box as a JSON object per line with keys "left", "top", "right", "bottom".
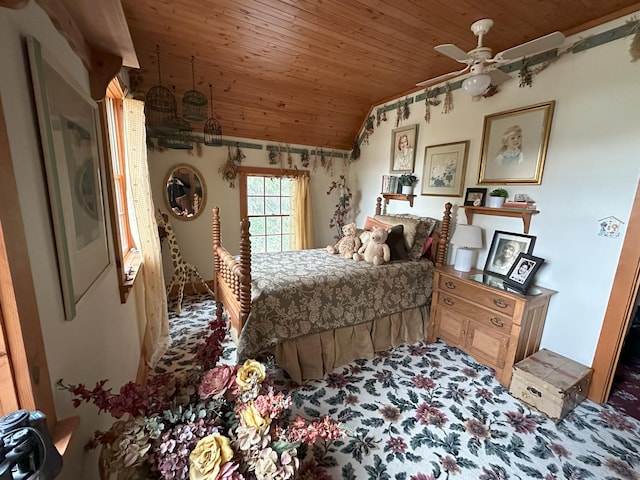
{"left": 420, "top": 140, "right": 469, "bottom": 197}
{"left": 478, "top": 101, "right": 555, "bottom": 185}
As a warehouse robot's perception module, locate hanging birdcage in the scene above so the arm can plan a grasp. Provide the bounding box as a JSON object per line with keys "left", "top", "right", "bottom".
{"left": 157, "top": 116, "right": 193, "bottom": 150}
{"left": 145, "top": 46, "right": 176, "bottom": 134}
{"left": 204, "top": 84, "right": 223, "bottom": 146}
{"left": 182, "top": 56, "right": 208, "bottom": 122}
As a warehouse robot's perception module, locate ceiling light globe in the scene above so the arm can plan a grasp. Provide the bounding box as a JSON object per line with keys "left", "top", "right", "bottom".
{"left": 462, "top": 74, "right": 491, "bottom": 96}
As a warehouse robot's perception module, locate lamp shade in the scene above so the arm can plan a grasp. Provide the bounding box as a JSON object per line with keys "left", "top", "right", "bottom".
{"left": 450, "top": 225, "right": 483, "bottom": 249}
{"left": 462, "top": 74, "right": 491, "bottom": 96}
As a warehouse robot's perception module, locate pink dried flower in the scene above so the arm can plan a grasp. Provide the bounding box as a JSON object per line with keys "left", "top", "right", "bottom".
{"left": 199, "top": 365, "right": 238, "bottom": 400}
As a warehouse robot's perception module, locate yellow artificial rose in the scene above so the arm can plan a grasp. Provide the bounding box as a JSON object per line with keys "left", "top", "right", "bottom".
{"left": 189, "top": 434, "right": 234, "bottom": 480}
{"left": 241, "top": 401, "right": 271, "bottom": 432}
{"left": 236, "top": 359, "right": 266, "bottom": 391}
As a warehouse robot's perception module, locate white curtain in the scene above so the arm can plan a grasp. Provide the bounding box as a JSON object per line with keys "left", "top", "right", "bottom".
{"left": 123, "top": 99, "right": 169, "bottom": 367}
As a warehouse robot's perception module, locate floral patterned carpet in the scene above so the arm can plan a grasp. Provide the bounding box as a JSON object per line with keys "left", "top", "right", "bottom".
{"left": 158, "top": 294, "right": 640, "bottom": 480}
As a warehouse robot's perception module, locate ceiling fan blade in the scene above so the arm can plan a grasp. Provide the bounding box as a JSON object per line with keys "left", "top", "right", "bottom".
{"left": 416, "top": 65, "right": 470, "bottom": 87}
{"left": 486, "top": 68, "right": 511, "bottom": 85}
{"left": 494, "top": 31, "right": 565, "bottom": 62}
{"left": 435, "top": 44, "right": 473, "bottom": 63}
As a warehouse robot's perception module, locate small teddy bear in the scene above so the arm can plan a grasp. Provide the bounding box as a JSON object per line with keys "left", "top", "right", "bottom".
{"left": 353, "top": 226, "right": 390, "bottom": 266}
{"left": 327, "top": 223, "right": 362, "bottom": 258}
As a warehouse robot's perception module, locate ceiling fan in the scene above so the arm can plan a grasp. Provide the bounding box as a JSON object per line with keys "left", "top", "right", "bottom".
{"left": 417, "top": 19, "right": 565, "bottom": 96}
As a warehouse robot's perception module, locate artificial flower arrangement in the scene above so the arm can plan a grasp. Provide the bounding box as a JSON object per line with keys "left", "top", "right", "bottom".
{"left": 58, "top": 318, "right": 343, "bottom": 480}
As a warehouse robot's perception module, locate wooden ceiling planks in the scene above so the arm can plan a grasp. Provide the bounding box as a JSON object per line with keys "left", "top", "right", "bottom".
{"left": 119, "top": 0, "right": 640, "bottom": 149}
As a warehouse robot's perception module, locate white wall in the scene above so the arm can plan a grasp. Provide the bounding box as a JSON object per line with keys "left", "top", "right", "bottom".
{"left": 351, "top": 13, "right": 640, "bottom": 367}
{"left": 0, "top": 4, "right": 144, "bottom": 479}
{"left": 147, "top": 140, "right": 351, "bottom": 279}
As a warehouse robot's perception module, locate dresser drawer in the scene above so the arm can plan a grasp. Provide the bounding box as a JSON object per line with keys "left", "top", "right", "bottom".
{"left": 437, "top": 294, "right": 513, "bottom": 332}
{"left": 438, "top": 275, "right": 516, "bottom": 316}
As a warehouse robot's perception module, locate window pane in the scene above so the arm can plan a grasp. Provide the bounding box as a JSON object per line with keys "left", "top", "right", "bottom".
{"left": 282, "top": 234, "right": 290, "bottom": 251}
{"left": 247, "top": 176, "right": 264, "bottom": 195}
{"left": 266, "top": 217, "right": 281, "bottom": 234}
{"left": 248, "top": 197, "right": 264, "bottom": 215}
{"left": 282, "top": 179, "right": 291, "bottom": 196}
{"left": 266, "top": 235, "right": 281, "bottom": 252}
{"left": 249, "top": 217, "right": 265, "bottom": 235}
{"left": 281, "top": 197, "right": 290, "bottom": 214}
{"left": 265, "top": 177, "right": 280, "bottom": 196}
{"left": 265, "top": 197, "right": 280, "bottom": 215}
{"left": 282, "top": 216, "right": 290, "bottom": 234}
{"left": 251, "top": 235, "right": 266, "bottom": 253}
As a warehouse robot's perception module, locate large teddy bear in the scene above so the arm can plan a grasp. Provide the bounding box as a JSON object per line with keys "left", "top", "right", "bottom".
{"left": 326, "top": 223, "right": 362, "bottom": 258}
{"left": 353, "top": 226, "right": 390, "bottom": 266}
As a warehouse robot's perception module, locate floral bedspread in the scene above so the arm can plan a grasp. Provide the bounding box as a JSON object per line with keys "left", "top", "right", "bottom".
{"left": 236, "top": 248, "right": 434, "bottom": 361}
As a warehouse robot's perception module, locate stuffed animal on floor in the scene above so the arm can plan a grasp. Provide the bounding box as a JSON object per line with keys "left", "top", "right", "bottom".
{"left": 353, "top": 226, "right": 390, "bottom": 266}
{"left": 327, "top": 222, "right": 362, "bottom": 258}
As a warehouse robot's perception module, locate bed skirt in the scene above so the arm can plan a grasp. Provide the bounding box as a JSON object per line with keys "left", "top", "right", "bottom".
{"left": 273, "top": 305, "right": 429, "bottom": 384}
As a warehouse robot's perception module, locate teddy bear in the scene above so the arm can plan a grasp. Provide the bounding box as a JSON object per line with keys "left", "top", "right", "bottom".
{"left": 353, "top": 226, "right": 390, "bottom": 266}
{"left": 326, "top": 223, "right": 362, "bottom": 258}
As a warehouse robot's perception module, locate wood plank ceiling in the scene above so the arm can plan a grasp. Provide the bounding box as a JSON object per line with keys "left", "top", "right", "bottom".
{"left": 120, "top": 0, "right": 640, "bottom": 150}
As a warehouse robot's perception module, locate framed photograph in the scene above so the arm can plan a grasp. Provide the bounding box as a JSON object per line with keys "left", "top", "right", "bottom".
{"left": 390, "top": 124, "right": 418, "bottom": 173}
{"left": 421, "top": 140, "right": 469, "bottom": 197}
{"left": 478, "top": 101, "right": 555, "bottom": 185}
{"left": 504, "top": 253, "right": 545, "bottom": 293}
{"left": 464, "top": 187, "right": 488, "bottom": 206}
{"left": 27, "top": 36, "right": 110, "bottom": 320}
{"left": 483, "top": 230, "right": 536, "bottom": 278}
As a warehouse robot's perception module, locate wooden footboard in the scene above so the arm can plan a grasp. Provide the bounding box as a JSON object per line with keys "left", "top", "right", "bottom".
{"left": 212, "top": 207, "right": 251, "bottom": 333}
{"left": 212, "top": 199, "right": 452, "bottom": 336}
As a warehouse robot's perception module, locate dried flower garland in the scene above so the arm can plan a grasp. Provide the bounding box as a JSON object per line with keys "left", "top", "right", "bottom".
{"left": 219, "top": 144, "right": 245, "bottom": 188}
{"left": 326, "top": 175, "right": 352, "bottom": 239}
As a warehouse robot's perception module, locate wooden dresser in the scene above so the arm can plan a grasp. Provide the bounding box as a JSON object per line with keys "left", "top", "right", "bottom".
{"left": 427, "top": 266, "right": 556, "bottom": 387}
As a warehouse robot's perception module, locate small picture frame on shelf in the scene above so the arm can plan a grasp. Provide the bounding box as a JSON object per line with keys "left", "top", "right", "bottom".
{"left": 503, "top": 253, "right": 545, "bottom": 293}
{"left": 464, "top": 187, "right": 488, "bottom": 206}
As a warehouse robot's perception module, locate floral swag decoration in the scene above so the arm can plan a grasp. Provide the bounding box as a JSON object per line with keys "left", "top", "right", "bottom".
{"left": 58, "top": 320, "right": 343, "bottom": 480}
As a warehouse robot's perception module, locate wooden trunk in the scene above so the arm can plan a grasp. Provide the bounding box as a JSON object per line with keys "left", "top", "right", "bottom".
{"left": 509, "top": 349, "right": 593, "bottom": 422}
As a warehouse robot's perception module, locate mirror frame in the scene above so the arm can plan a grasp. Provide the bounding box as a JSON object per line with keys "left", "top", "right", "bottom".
{"left": 163, "top": 163, "right": 206, "bottom": 221}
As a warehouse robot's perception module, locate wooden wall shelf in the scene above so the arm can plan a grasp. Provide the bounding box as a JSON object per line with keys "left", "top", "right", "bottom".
{"left": 462, "top": 206, "right": 539, "bottom": 234}
{"left": 381, "top": 193, "right": 416, "bottom": 207}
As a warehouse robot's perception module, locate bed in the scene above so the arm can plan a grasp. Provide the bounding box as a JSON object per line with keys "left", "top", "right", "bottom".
{"left": 212, "top": 198, "right": 452, "bottom": 383}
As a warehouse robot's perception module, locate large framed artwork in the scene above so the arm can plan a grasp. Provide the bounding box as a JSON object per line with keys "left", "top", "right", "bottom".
{"left": 420, "top": 140, "right": 469, "bottom": 197}
{"left": 389, "top": 124, "right": 418, "bottom": 173}
{"left": 478, "top": 101, "right": 555, "bottom": 185}
{"left": 27, "top": 36, "right": 110, "bottom": 320}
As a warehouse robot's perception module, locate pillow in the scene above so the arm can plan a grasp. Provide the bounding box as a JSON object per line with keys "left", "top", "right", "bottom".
{"left": 373, "top": 214, "right": 420, "bottom": 249}
{"left": 375, "top": 213, "right": 439, "bottom": 261}
{"left": 386, "top": 224, "right": 408, "bottom": 261}
{"left": 363, "top": 216, "right": 391, "bottom": 231}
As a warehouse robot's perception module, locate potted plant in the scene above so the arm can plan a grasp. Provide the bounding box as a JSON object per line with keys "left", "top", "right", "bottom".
{"left": 398, "top": 174, "right": 419, "bottom": 194}
{"left": 488, "top": 188, "right": 508, "bottom": 208}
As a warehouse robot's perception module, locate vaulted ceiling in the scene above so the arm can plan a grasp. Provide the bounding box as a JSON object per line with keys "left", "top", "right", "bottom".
{"left": 30, "top": 0, "right": 640, "bottom": 150}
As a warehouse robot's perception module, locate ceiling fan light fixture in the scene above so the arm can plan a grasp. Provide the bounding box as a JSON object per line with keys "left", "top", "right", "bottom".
{"left": 462, "top": 74, "right": 491, "bottom": 96}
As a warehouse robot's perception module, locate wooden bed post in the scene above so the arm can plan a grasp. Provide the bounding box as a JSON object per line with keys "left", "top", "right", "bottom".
{"left": 212, "top": 207, "right": 224, "bottom": 322}
{"left": 375, "top": 197, "right": 382, "bottom": 216}
{"left": 436, "top": 202, "right": 452, "bottom": 267}
{"left": 238, "top": 218, "right": 251, "bottom": 331}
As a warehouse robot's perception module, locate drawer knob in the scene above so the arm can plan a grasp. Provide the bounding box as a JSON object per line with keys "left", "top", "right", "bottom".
{"left": 526, "top": 386, "right": 542, "bottom": 397}
{"left": 444, "top": 281, "right": 456, "bottom": 289}
{"left": 443, "top": 297, "right": 454, "bottom": 306}
{"left": 493, "top": 298, "right": 508, "bottom": 308}
{"left": 490, "top": 317, "right": 504, "bottom": 327}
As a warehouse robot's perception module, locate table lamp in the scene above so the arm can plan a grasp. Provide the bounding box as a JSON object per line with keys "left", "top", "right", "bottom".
{"left": 450, "top": 225, "right": 483, "bottom": 272}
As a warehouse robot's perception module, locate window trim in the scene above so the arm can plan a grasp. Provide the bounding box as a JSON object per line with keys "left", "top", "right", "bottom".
{"left": 238, "top": 166, "right": 306, "bottom": 252}
{"left": 100, "top": 79, "right": 141, "bottom": 302}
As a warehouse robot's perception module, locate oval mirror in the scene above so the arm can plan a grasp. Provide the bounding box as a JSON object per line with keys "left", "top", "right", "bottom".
{"left": 163, "top": 164, "right": 206, "bottom": 221}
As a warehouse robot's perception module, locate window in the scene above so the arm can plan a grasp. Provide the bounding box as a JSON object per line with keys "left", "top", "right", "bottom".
{"left": 102, "top": 78, "right": 140, "bottom": 301}
{"left": 239, "top": 167, "right": 306, "bottom": 253}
